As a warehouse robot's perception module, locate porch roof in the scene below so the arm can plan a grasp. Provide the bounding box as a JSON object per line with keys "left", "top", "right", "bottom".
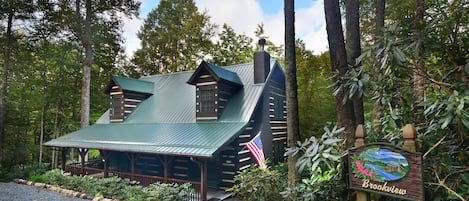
{"left": 45, "top": 122, "right": 246, "bottom": 157}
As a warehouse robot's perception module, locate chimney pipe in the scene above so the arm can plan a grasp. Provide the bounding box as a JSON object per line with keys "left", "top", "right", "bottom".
{"left": 259, "top": 38, "right": 266, "bottom": 52}
{"left": 254, "top": 39, "right": 270, "bottom": 84}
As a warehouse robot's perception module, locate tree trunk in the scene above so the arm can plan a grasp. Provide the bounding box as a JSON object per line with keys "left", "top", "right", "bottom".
{"left": 345, "top": 0, "right": 364, "bottom": 125}
{"left": 284, "top": 0, "right": 300, "bottom": 192}
{"left": 80, "top": 0, "right": 92, "bottom": 130}
{"left": 51, "top": 72, "right": 63, "bottom": 168}
{"left": 78, "top": 0, "right": 93, "bottom": 162}
{"left": 372, "top": 0, "right": 386, "bottom": 132}
{"left": 0, "top": 12, "right": 14, "bottom": 167}
{"left": 81, "top": 47, "right": 92, "bottom": 129}
{"left": 39, "top": 105, "right": 45, "bottom": 164}
{"left": 413, "top": 0, "right": 425, "bottom": 126}
{"left": 324, "top": 0, "right": 356, "bottom": 148}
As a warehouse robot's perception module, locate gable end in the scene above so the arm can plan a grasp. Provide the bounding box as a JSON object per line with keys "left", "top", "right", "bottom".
{"left": 106, "top": 76, "right": 153, "bottom": 122}
{"left": 189, "top": 61, "right": 244, "bottom": 121}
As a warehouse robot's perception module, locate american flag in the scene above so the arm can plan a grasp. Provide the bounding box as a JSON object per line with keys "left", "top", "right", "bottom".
{"left": 246, "top": 132, "right": 266, "bottom": 168}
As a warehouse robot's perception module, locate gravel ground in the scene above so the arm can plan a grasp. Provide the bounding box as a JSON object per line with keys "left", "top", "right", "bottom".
{"left": 0, "top": 182, "right": 89, "bottom": 201}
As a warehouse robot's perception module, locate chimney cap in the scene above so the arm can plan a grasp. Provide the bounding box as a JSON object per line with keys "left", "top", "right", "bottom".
{"left": 258, "top": 38, "right": 266, "bottom": 52}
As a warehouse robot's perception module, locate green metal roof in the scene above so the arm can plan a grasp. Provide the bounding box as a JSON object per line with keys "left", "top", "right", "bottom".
{"left": 204, "top": 62, "right": 243, "bottom": 86}
{"left": 45, "top": 60, "right": 281, "bottom": 157}
{"left": 45, "top": 123, "right": 246, "bottom": 157}
{"left": 187, "top": 61, "right": 243, "bottom": 87}
{"left": 104, "top": 75, "right": 154, "bottom": 94}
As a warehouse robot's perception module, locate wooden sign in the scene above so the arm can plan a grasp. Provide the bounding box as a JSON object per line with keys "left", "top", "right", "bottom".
{"left": 348, "top": 143, "right": 423, "bottom": 201}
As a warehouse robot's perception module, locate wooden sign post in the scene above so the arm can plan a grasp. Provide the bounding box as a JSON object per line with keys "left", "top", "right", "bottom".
{"left": 348, "top": 124, "right": 424, "bottom": 201}
{"left": 354, "top": 125, "right": 368, "bottom": 201}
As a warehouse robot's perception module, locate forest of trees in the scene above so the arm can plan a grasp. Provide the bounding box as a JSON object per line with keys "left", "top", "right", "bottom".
{"left": 0, "top": 0, "right": 467, "bottom": 200}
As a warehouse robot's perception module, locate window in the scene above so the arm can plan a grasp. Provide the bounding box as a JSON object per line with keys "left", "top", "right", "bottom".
{"left": 111, "top": 95, "right": 123, "bottom": 120}
{"left": 199, "top": 88, "right": 216, "bottom": 114}
{"left": 273, "top": 95, "right": 284, "bottom": 120}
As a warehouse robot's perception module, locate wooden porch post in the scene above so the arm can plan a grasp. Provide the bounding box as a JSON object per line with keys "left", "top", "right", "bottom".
{"left": 61, "top": 148, "right": 68, "bottom": 171}
{"left": 78, "top": 148, "right": 88, "bottom": 176}
{"left": 130, "top": 153, "right": 136, "bottom": 181}
{"left": 102, "top": 150, "right": 110, "bottom": 178}
{"left": 159, "top": 155, "right": 172, "bottom": 183}
{"left": 200, "top": 158, "right": 207, "bottom": 201}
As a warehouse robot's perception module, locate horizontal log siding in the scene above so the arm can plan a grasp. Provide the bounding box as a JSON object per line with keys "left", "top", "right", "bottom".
{"left": 109, "top": 83, "right": 149, "bottom": 122}
{"left": 170, "top": 156, "right": 200, "bottom": 182}
{"left": 122, "top": 91, "right": 148, "bottom": 120}
{"left": 216, "top": 82, "right": 237, "bottom": 118}
{"left": 269, "top": 81, "right": 287, "bottom": 163}
{"left": 135, "top": 154, "right": 163, "bottom": 176}
{"left": 110, "top": 86, "right": 124, "bottom": 122}
{"left": 219, "top": 122, "right": 255, "bottom": 190}
{"left": 219, "top": 142, "right": 237, "bottom": 189}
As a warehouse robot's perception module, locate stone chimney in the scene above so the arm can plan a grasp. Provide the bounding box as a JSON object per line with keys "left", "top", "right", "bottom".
{"left": 254, "top": 39, "right": 271, "bottom": 84}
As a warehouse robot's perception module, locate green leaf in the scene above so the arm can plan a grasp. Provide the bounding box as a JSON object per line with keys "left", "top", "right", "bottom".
{"left": 461, "top": 117, "right": 469, "bottom": 129}
{"left": 311, "top": 160, "right": 320, "bottom": 172}
{"left": 323, "top": 138, "right": 342, "bottom": 145}
{"left": 312, "top": 143, "right": 319, "bottom": 156}
{"left": 392, "top": 46, "right": 406, "bottom": 62}
{"left": 440, "top": 115, "right": 453, "bottom": 129}
{"left": 322, "top": 153, "right": 340, "bottom": 161}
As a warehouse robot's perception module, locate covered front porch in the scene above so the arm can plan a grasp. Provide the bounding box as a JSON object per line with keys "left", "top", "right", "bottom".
{"left": 59, "top": 148, "right": 230, "bottom": 201}
{"left": 44, "top": 123, "right": 246, "bottom": 201}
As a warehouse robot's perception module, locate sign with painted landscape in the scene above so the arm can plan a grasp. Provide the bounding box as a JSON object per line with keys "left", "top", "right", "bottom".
{"left": 348, "top": 143, "right": 423, "bottom": 201}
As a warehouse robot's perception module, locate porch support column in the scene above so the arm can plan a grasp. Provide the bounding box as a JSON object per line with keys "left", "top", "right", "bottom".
{"left": 158, "top": 155, "right": 173, "bottom": 183}
{"left": 78, "top": 148, "right": 88, "bottom": 176}
{"left": 164, "top": 156, "right": 169, "bottom": 183}
{"left": 130, "top": 153, "right": 136, "bottom": 181}
{"left": 61, "top": 147, "right": 68, "bottom": 171}
{"left": 102, "top": 150, "right": 110, "bottom": 178}
{"left": 126, "top": 152, "right": 137, "bottom": 181}
{"left": 199, "top": 158, "right": 207, "bottom": 201}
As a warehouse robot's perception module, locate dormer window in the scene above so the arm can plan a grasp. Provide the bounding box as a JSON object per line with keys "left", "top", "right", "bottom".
{"left": 199, "top": 85, "right": 217, "bottom": 114}
{"left": 110, "top": 87, "right": 124, "bottom": 121}
{"left": 188, "top": 61, "right": 243, "bottom": 120}
{"left": 105, "top": 76, "right": 153, "bottom": 123}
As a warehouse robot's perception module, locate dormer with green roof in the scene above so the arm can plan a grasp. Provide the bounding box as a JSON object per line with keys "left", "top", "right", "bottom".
{"left": 187, "top": 61, "right": 243, "bottom": 120}
{"left": 104, "top": 75, "right": 154, "bottom": 122}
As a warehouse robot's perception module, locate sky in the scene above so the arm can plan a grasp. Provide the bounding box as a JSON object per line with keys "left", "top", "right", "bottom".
{"left": 122, "top": 0, "right": 328, "bottom": 57}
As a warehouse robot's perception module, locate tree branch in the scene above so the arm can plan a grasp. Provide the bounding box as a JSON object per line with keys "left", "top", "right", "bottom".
{"left": 425, "top": 168, "right": 468, "bottom": 201}
{"left": 423, "top": 134, "right": 447, "bottom": 159}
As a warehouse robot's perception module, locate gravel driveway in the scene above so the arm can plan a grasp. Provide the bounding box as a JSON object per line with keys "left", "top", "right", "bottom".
{"left": 0, "top": 182, "right": 88, "bottom": 201}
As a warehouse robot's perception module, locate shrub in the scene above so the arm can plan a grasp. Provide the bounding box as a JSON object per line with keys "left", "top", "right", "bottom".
{"left": 283, "top": 125, "right": 346, "bottom": 201}
{"left": 144, "top": 182, "right": 194, "bottom": 201}
{"left": 43, "top": 169, "right": 68, "bottom": 187}
{"left": 29, "top": 175, "right": 46, "bottom": 183}
{"left": 227, "top": 164, "right": 287, "bottom": 201}
{"left": 0, "top": 163, "right": 50, "bottom": 182}
{"left": 87, "top": 149, "right": 100, "bottom": 160}
{"left": 40, "top": 169, "right": 194, "bottom": 200}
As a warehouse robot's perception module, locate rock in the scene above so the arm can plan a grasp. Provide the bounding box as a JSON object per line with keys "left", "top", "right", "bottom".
{"left": 34, "top": 183, "right": 46, "bottom": 188}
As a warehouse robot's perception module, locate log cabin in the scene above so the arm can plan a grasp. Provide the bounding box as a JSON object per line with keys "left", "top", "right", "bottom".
{"left": 45, "top": 43, "right": 287, "bottom": 200}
